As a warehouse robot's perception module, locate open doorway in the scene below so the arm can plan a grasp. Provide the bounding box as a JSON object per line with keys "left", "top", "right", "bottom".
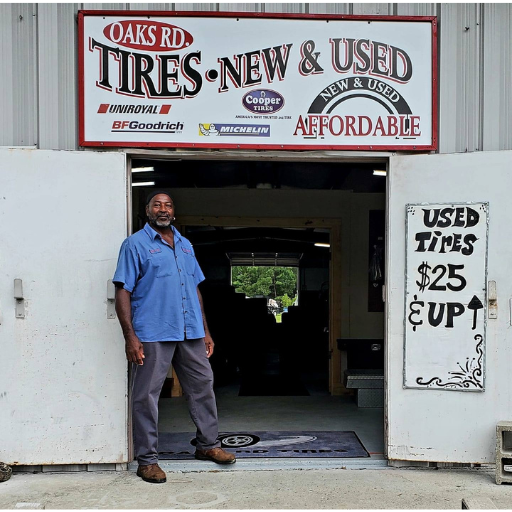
{"left": 129, "top": 156, "right": 387, "bottom": 461}
{"left": 182, "top": 224, "right": 330, "bottom": 398}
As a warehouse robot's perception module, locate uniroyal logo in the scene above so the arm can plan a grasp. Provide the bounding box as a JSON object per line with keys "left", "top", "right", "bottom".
{"left": 103, "top": 20, "right": 193, "bottom": 52}
{"left": 97, "top": 104, "right": 172, "bottom": 114}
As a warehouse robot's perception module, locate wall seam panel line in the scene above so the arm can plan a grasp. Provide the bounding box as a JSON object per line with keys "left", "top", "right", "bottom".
{"left": 35, "top": 3, "right": 40, "bottom": 148}
{"left": 478, "top": 3, "right": 484, "bottom": 152}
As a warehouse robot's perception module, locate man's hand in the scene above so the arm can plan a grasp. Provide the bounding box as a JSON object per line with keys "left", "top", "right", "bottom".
{"left": 125, "top": 334, "right": 145, "bottom": 365}
{"left": 115, "top": 286, "right": 145, "bottom": 365}
{"left": 204, "top": 334, "right": 214, "bottom": 358}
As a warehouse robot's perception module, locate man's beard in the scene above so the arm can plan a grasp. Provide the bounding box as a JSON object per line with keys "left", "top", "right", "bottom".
{"left": 149, "top": 213, "right": 173, "bottom": 228}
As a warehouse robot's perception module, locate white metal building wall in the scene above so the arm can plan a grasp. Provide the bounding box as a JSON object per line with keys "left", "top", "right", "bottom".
{"left": 1, "top": 3, "right": 510, "bottom": 153}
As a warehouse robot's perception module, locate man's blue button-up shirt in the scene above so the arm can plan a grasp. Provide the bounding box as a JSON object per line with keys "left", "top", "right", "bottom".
{"left": 113, "top": 223, "right": 205, "bottom": 342}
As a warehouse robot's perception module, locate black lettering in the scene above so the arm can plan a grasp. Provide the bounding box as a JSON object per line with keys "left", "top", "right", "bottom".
{"left": 466, "top": 207, "right": 480, "bottom": 228}
{"left": 117, "top": 48, "right": 132, "bottom": 94}
{"left": 450, "top": 233, "right": 463, "bottom": 252}
{"left": 182, "top": 51, "right": 203, "bottom": 97}
{"left": 438, "top": 208, "right": 454, "bottom": 228}
{"left": 159, "top": 55, "right": 183, "bottom": 97}
{"left": 445, "top": 303, "right": 465, "bottom": 328}
{"left": 390, "top": 45, "right": 413, "bottom": 82}
{"left": 354, "top": 39, "right": 371, "bottom": 73}
{"left": 422, "top": 209, "right": 440, "bottom": 228}
{"left": 428, "top": 302, "right": 445, "bottom": 327}
{"left": 440, "top": 235, "right": 453, "bottom": 253}
{"left": 91, "top": 38, "right": 118, "bottom": 90}
{"left": 415, "top": 232, "right": 432, "bottom": 252}
{"left": 462, "top": 234, "right": 478, "bottom": 256}
{"left": 429, "top": 265, "right": 447, "bottom": 291}
{"left": 219, "top": 54, "right": 243, "bottom": 92}
{"left": 331, "top": 38, "right": 355, "bottom": 73}
{"left": 446, "top": 264, "right": 467, "bottom": 292}
{"left": 453, "top": 207, "right": 465, "bottom": 227}
{"left": 371, "top": 41, "right": 388, "bottom": 77}
{"left": 132, "top": 52, "right": 158, "bottom": 97}
{"left": 428, "top": 231, "right": 442, "bottom": 252}
{"left": 244, "top": 50, "right": 262, "bottom": 87}
{"left": 261, "top": 44, "right": 293, "bottom": 81}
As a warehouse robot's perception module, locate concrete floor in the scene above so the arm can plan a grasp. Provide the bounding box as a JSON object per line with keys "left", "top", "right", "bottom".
{"left": 2, "top": 466, "right": 512, "bottom": 509}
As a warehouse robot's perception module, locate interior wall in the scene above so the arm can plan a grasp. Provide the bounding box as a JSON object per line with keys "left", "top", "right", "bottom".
{"left": 347, "top": 193, "right": 386, "bottom": 339}
{"left": 301, "top": 267, "right": 329, "bottom": 292}
{"left": 167, "top": 188, "right": 385, "bottom": 339}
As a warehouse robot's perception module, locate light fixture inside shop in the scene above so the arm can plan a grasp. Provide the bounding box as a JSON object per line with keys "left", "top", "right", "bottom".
{"left": 315, "top": 243, "right": 330, "bottom": 248}
{"left": 373, "top": 170, "right": 387, "bottom": 176}
{"left": 132, "top": 181, "right": 155, "bottom": 187}
{"left": 132, "top": 167, "right": 154, "bottom": 173}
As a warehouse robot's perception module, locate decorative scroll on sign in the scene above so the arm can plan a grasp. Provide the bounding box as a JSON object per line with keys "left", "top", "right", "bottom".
{"left": 404, "top": 203, "right": 489, "bottom": 391}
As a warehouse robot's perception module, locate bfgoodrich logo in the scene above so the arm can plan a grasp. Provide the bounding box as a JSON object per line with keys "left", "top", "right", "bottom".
{"left": 199, "top": 123, "right": 270, "bottom": 137}
{"left": 112, "top": 120, "right": 183, "bottom": 133}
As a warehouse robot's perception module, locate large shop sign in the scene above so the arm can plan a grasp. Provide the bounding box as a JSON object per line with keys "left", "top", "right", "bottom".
{"left": 404, "top": 203, "right": 489, "bottom": 391}
{"left": 78, "top": 12, "right": 437, "bottom": 150}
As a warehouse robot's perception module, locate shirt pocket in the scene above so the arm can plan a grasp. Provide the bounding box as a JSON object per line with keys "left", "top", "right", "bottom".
{"left": 149, "top": 252, "right": 174, "bottom": 278}
{"left": 183, "top": 253, "right": 196, "bottom": 275}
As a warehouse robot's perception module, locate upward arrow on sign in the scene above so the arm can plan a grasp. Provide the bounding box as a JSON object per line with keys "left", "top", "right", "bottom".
{"left": 467, "top": 295, "right": 484, "bottom": 330}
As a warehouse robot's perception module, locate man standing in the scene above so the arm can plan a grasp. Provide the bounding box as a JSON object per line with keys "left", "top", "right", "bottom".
{"left": 113, "top": 191, "right": 235, "bottom": 484}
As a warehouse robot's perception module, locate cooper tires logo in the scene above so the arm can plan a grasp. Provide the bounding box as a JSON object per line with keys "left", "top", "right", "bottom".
{"left": 242, "top": 89, "right": 285, "bottom": 115}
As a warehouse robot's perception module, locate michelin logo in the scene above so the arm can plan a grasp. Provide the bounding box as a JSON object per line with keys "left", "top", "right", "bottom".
{"left": 199, "top": 123, "right": 270, "bottom": 137}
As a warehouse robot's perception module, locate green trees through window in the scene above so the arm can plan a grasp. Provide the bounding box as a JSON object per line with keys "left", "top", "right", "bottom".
{"left": 231, "top": 266, "right": 298, "bottom": 310}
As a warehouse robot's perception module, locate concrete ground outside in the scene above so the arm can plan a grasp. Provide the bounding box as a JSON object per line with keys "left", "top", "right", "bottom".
{"left": 2, "top": 466, "right": 512, "bottom": 509}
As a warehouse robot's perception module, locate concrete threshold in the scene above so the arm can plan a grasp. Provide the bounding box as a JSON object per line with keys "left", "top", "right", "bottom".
{"left": 129, "top": 456, "right": 389, "bottom": 473}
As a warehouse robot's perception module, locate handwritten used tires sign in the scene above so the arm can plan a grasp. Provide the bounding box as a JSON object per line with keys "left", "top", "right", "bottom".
{"left": 78, "top": 12, "right": 437, "bottom": 150}
{"left": 404, "top": 203, "right": 489, "bottom": 391}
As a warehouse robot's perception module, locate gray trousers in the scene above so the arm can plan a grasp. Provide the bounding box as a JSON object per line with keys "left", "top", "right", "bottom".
{"left": 131, "top": 339, "right": 220, "bottom": 465}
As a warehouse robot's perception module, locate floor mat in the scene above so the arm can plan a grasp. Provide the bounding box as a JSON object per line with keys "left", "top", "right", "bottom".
{"left": 158, "top": 431, "right": 369, "bottom": 459}
{"left": 238, "top": 375, "right": 310, "bottom": 396}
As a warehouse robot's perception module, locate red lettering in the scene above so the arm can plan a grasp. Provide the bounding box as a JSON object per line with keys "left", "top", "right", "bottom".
{"left": 372, "top": 117, "right": 386, "bottom": 136}
{"left": 346, "top": 116, "right": 357, "bottom": 135}
{"left": 399, "top": 115, "right": 409, "bottom": 136}
{"left": 411, "top": 116, "right": 421, "bottom": 136}
{"left": 293, "top": 115, "right": 310, "bottom": 136}
{"left": 318, "top": 115, "right": 329, "bottom": 136}
{"left": 329, "top": 116, "right": 344, "bottom": 136}
{"left": 358, "top": 116, "right": 372, "bottom": 136}
{"left": 387, "top": 116, "right": 398, "bottom": 136}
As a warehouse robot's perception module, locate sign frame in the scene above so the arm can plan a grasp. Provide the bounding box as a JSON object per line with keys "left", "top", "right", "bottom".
{"left": 78, "top": 11, "right": 438, "bottom": 151}
{"left": 403, "top": 201, "right": 489, "bottom": 392}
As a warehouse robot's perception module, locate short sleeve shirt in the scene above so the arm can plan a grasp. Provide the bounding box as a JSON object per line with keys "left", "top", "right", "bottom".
{"left": 113, "top": 223, "right": 205, "bottom": 342}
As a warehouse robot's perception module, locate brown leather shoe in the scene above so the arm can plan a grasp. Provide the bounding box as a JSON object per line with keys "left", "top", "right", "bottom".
{"left": 136, "top": 463, "right": 167, "bottom": 483}
{"left": 195, "top": 447, "right": 236, "bottom": 464}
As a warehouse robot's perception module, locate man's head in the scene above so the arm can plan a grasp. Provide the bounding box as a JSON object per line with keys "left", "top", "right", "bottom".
{"left": 145, "top": 191, "right": 175, "bottom": 229}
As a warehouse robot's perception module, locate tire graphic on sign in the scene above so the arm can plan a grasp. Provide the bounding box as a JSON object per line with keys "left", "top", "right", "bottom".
{"left": 307, "top": 76, "right": 413, "bottom": 130}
